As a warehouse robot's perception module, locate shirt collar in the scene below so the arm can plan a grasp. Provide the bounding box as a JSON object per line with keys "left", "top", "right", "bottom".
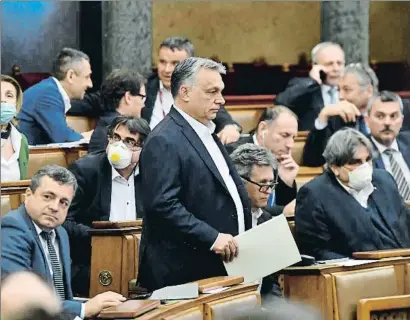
{"left": 33, "top": 220, "right": 56, "bottom": 238}
{"left": 370, "top": 136, "right": 399, "bottom": 154}
{"left": 159, "top": 80, "right": 171, "bottom": 93}
{"left": 52, "top": 77, "right": 71, "bottom": 110}
{"left": 174, "top": 104, "right": 216, "bottom": 138}
{"left": 336, "top": 177, "right": 375, "bottom": 203}
{"left": 111, "top": 165, "right": 139, "bottom": 181}
{"left": 251, "top": 208, "right": 264, "bottom": 220}
{"left": 252, "top": 134, "right": 260, "bottom": 146}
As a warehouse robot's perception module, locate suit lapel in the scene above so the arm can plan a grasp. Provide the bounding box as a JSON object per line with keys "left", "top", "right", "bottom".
{"left": 134, "top": 173, "right": 143, "bottom": 218}
{"left": 370, "top": 139, "right": 386, "bottom": 169}
{"left": 99, "top": 156, "right": 112, "bottom": 220}
{"left": 55, "top": 227, "right": 72, "bottom": 296}
{"left": 398, "top": 137, "right": 410, "bottom": 169}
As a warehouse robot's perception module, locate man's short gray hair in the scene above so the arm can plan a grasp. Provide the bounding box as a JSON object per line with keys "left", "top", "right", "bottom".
{"left": 230, "top": 143, "right": 277, "bottom": 180}
{"left": 160, "top": 36, "right": 195, "bottom": 57}
{"left": 311, "top": 42, "right": 343, "bottom": 64}
{"left": 367, "top": 90, "right": 403, "bottom": 115}
{"left": 30, "top": 165, "right": 78, "bottom": 195}
{"left": 171, "top": 57, "right": 226, "bottom": 98}
{"left": 344, "top": 63, "right": 379, "bottom": 93}
{"left": 52, "top": 48, "right": 90, "bottom": 81}
{"left": 323, "top": 128, "right": 373, "bottom": 168}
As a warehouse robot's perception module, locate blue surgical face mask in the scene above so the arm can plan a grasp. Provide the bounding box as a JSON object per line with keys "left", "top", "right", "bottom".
{"left": 1, "top": 102, "right": 17, "bottom": 125}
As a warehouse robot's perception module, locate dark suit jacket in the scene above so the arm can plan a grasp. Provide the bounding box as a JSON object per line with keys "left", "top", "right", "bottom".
{"left": 18, "top": 77, "right": 82, "bottom": 144}
{"left": 1, "top": 205, "right": 82, "bottom": 317}
{"left": 88, "top": 111, "right": 120, "bottom": 153}
{"left": 274, "top": 77, "right": 324, "bottom": 131}
{"left": 295, "top": 169, "right": 410, "bottom": 260}
{"left": 138, "top": 107, "right": 252, "bottom": 291}
{"left": 226, "top": 135, "right": 297, "bottom": 208}
{"left": 142, "top": 73, "right": 239, "bottom": 133}
{"left": 371, "top": 131, "right": 410, "bottom": 170}
{"left": 63, "top": 151, "right": 144, "bottom": 267}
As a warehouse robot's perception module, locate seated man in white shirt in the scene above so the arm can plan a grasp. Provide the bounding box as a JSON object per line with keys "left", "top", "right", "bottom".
{"left": 64, "top": 116, "right": 150, "bottom": 296}
{"left": 230, "top": 143, "right": 283, "bottom": 301}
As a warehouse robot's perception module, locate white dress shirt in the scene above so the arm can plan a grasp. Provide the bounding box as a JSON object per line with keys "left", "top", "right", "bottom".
{"left": 251, "top": 208, "right": 264, "bottom": 228}
{"left": 336, "top": 179, "right": 375, "bottom": 208}
{"left": 150, "top": 81, "right": 174, "bottom": 129}
{"left": 174, "top": 105, "right": 245, "bottom": 234}
{"left": 52, "top": 77, "right": 71, "bottom": 113}
{"left": 371, "top": 137, "right": 410, "bottom": 187}
{"left": 1, "top": 124, "right": 22, "bottom": 182}
{"left": 315, "top": 85, "right": 340, "bottom": 130}
{"left": 109, "top": 166, "right": 138, "bottom": 222}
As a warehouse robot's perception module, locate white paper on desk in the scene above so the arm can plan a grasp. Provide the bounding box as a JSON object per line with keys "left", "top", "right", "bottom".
{"left": 341, "top": 259, "right": 377, "bottom": 267}
{"left": 148, "top": 282, "right": 199, "bottom": 300}
{"left": 29, "top": 139, "right": 89, "bottom": 149}
{"left": 224, "top": 214, "right": 301, "bottom": 283}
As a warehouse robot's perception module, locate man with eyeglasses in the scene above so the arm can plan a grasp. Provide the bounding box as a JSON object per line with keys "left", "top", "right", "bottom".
{"left": 230, "top": 143, "right": 283, "bottom": 302}
{"left": 63, "top": 115, "right": 150, "bottom": 296}
{"left": 87, "top": 69, "right": 146, "bottom": 153}
{"left": 295, "top": 128, "right": 410, "bottom": 260}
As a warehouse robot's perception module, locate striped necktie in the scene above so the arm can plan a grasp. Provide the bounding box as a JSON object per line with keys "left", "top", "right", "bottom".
{"left": 41, "top": 231, "right": 66, "bottom": 300}
{"left": 328, "top": 87, "right": 338, "bottom": 104}
{"left": 384, "top": 148, "right": 410, "bottom": 200}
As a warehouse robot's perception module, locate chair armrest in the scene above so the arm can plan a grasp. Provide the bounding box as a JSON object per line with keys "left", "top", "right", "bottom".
{"left": 357, "top": 295, "right": 410, "bottom": 320}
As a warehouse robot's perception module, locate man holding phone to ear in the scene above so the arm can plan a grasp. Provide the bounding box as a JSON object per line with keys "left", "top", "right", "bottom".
{"left": 275, "top": 42, "right": 345, "bottom": 130}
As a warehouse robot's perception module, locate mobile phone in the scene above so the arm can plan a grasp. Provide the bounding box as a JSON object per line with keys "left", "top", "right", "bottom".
{"left": 319, "top": 70, "right": 327, "bottom": 83}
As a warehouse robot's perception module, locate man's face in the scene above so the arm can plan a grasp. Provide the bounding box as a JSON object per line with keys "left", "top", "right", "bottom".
{"left": 339, "top": 73, "right": 373, "bottom": 112}
{"left": 245, "top": 165, "right": 275, "bottom": 208}
{"left": 124, "top": 85, "right": 146, "bottom": 117}
{"left": 183, "top": 68, "right": 225, "bottom": 124}
{"left": 25, "top": 176, "right": 74, "bottom": 231}
{"left": 332, "top": 145, "right": 371, "bottom": 185}
{"left": 107, "top": 124, "right": 143, "bottom": 164}
{"left": 157, "top": 47, "right": 189, "bottom": 89}
{"left": 316, "top": 45, "right": 345, "bottom": 87}
{"left": 69, "top": 59, "right": 93, "bottom": 99}
{"left": 260, "top": 113, "right": 298, "bottom": 157}
{"left": 365, "top": 98, "right": 403, "bottom": 146}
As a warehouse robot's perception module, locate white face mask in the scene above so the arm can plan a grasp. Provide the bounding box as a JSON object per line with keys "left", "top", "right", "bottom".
{"left": 346, "top": 162, "right": 373, "bottom": 190}
{"left": 107, "top": 141, "right": 132, "bottom": 169}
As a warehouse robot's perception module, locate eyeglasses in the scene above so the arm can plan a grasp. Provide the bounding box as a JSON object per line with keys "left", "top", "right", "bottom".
{"left": 240, "top": 176, "right": 278, "bottom": 193}
{"left": 109, "top": 133, "right": 142, "bottom": 150}
{"left": 136, "top": 93, "right": 146, "bottom": 102}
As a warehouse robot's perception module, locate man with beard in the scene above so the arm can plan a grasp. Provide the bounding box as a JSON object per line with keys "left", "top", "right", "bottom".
{"left": 365, "top": 91, "right": 410, "bottom": 201}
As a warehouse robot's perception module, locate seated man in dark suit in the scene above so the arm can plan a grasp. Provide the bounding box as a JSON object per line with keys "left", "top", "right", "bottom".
{"left": 274, "top": 42, "right": 345, "bottom": 130}
{"left": 18, "top": 48, "right": 94, "bottom": 144}
{"left": 64, "top": 116, "right": 150, "bottom": 296}
{"left": 88, "top": 69, "right": 146, "bottom": 153}
{"left": 230, "top": 143, "right": 283, "bottom": 302}
{"left": 295, "top": 128, "right": 410, "bottom": 260}
{"left": 226, "top": 106, "right": 298, "bottom": 216}
{"left": 1, "top": 165, "right": 125, "bottom": 318}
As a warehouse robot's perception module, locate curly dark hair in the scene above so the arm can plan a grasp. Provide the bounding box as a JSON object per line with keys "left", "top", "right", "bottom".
{"left": 101, "top": 69, "right": 145, "bottom": 111}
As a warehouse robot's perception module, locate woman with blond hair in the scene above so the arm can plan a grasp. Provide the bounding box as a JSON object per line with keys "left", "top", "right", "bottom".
{"left": 1, "top": 75, "right": 29, "bottom": 181}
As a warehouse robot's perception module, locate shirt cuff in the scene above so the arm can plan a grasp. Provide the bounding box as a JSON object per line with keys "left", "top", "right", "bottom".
{"left": 80, "top": 304, "right": 85, "bottom": 319}
{"left": 314, "top": 118, "right": 328, "bottom": 130}
{"left": 210, "top": 233, "right": 220, "bottom": 250}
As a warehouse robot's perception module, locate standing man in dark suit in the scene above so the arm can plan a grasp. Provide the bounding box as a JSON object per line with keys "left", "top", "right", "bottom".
{"left": 143, "top": 36, "right": 241, "bottom": 144}
{"left": 1, "top": 165, "right": 125, "bottom": 319}
{"left": 88, "top": 69, "right": 146, "bottom": 153}
{"left": 295, "top": 129, "right": 410, "bottom": 260}
{"left": 274, "top": 42, "right": 345, "bottom": 131}
{"left": 64, "top": 116, "right": 150, "bottom": 296}
{"left": 18, "top": 48, "right": 94, "bottom": 144}
{"left": 226, "top": 106, "right": 299, "bottom": 216}
{"left": 230, "top": 143, "right": 283, "bottom": 302}
{"left": 138, "top": 57, "right": 251, "bottom": 291}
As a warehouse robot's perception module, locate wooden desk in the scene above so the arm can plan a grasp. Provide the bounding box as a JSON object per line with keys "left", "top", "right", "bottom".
{"left": 281, "top": 257, "right": 410, "bottom": 320}
{"left": 1, "top": 180, "right": 31, "bottom": 213}
{"left": 296, "top": 166, "right": 323, "bottom": 189}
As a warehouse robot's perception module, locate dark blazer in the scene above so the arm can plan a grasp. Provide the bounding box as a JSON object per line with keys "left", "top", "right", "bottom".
{"left": 137, "top": 107, "right": 252, "bottom": 291}
{"left": 88, "top": 111, "right": 120, "bottom": 153}
{"left": 274, "top": 77, "right": 324, "bottom": 131}
{"left": 64, "top": 151, "right": 144, "bottom": 268}
{"left": 371, "top": 131, "right": 410, "bottom": 170}
{"left": 1, "top": 205, "right": 82, "bottom": 317}
{"left": 226, "top": 135, "right": 297, "bottom": 207}
{"left": 295, "top": 169, "right": 410, "bottom": 260}
{"left": 142, "top": 73, "right": 239, "bottom": 133}
{"left": 18, "top": 77, "right": 82, "bottom": 145}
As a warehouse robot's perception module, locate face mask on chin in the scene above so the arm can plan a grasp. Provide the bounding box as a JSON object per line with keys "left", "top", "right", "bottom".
{"left": 107, "top": 141, "right": 132, "bottom": 169}
{"left": 0, "top": 102, "right": 17, "bottom": 125}
{"left": 346, "top": 162, "right": 373, "bottom": 191}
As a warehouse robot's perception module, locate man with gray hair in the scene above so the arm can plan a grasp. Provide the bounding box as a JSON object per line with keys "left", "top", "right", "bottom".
{"left": 143, "top": 36, "right": 241, "bottom": 144}
{"left": 1, "top": 164, "right": 126, "bottom": 318}
{"left": 295, "top": 128, "right": 410, "bottom": 260}
{"left": 230, "top": 143, "right": 283, "bottom": 300}
{"left": 138, "top": 57, "right": 252, "bottom": 290}
{"left": 18, "top": 48, "right": 94, "bottom": 145}
{"left": 275, "top": 42, "right": 345, "bottom": 130}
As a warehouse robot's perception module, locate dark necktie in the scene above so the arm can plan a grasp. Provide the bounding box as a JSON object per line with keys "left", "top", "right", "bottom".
{"left": 41, "top": 231, "right": 66, "bottom": 300}
{"left": 357, "top": 115, "right": 368, "bottom": 135}
{"left": 384, "top": 148, "right": 410, "bottom": 200}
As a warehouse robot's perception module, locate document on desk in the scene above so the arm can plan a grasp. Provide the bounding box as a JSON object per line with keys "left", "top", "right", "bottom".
{"left": 29, "top": 139, "right": 89, "bottom": 149}
{"left": 224, "top": 214, "right": 301, "bottom": 283}
{"left": 148, "top": 282, "right": 199, "bottom": 300}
